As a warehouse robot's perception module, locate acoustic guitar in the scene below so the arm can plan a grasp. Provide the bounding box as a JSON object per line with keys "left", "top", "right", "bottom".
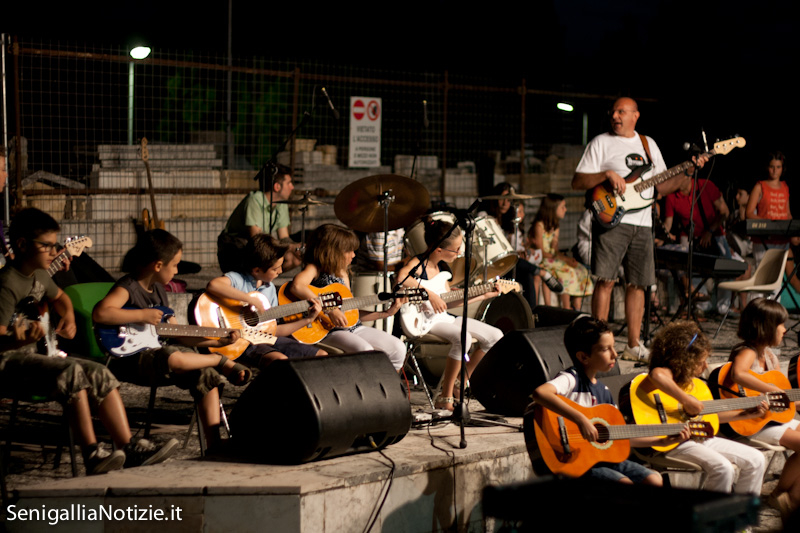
{"left": 277, "top": 282, "right": 427, "bottom": 344}
{"left": 627, "top": 372, "right": 784, "bottom": 451}
{"left": 713, "top": 362, "right": 795, "bottom": 436}
{"left": 532, "top": 397, "right": 712, "bottom": 477}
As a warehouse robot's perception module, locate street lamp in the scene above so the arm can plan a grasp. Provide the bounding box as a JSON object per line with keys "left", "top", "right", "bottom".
{"left": 128, "top": 46, "right": 151, "bottom": 145}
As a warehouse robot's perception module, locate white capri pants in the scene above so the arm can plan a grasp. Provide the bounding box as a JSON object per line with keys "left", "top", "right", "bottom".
{"left": 428, "top": 317, "right": 503, "bottom": 361}
{"left": 323, "top": 325, "right": 406, "bottom": 371}
{"left": 665, "top": 436, "right": 766, "bottom": 494}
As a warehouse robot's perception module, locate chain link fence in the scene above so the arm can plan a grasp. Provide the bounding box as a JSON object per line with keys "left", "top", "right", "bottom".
{"left": 2, "top": 36, "right": 616, "bottom": 272}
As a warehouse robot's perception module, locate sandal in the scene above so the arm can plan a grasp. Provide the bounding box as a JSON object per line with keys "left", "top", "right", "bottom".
{"left": 434, "top": 395, "right": 455, "bottom": 411}
{"left": 217, "top": 356, "right": 253, "bottom": 386}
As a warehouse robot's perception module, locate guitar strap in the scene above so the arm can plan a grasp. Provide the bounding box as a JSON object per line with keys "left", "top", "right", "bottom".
{"left": 638, "top": 134, "right": 653, "bottom": 166}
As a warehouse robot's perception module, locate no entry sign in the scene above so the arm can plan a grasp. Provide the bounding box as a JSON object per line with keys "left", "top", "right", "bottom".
{"left": 349, "top": 96, "right": 382, "bottom": 168}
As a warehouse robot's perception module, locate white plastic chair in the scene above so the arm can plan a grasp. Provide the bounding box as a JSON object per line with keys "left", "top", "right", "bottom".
{"left": 714, "top": 248, "right": 789, "bottom": 338}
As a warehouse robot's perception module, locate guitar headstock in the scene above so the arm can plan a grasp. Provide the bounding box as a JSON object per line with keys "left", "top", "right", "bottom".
{"left": 140, "top": 137, "right": 149, "bottom": 162}
{"left": 713, "top": 137, "right": 746, "bottom": 156}
{"left": 766, "top": 391, "right": 791, "bottom": 412}
{"left": 497, "top": 279, "right": 522, "bottom": 295}
{"left": 320, "top": 292, "right": 343, "bottom": 308}
{"left": 687, "top": 420, "right": 714, "bottom": 442}
{"left": 397, "top": 288, "right": 428, "bottom": 302}
{"left": 63, "top": 236, "right": 93, "bottom": 258}
{"left": 241, "top": 327, "right": 277, "bottom": 346}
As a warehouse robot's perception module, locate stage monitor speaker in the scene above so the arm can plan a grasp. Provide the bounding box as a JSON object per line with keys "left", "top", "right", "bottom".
{"left": 470, "top": 327, "right": 620, "bottom": 416}
{"left": 530, "top": 305, "right": 587, "bottom": 329}
{"left": 230, "top": 351, "right": 411, "bottom": 464}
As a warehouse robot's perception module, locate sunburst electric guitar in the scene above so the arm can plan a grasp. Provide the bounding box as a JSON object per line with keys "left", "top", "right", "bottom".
{"left": 628, "top": 372, "right": 786, "bottom": 452}
{"left": 398, "top": 272, "right": 520, "bottom": 338}
{"left": 277, "top": 283, "right": 428, "bottom": 344}
{"left": 588, "top": 137, "right": 746, "bottom": 228}
{"left": 713, "top": 362, "right": 795, "bottom": 436}
{"left": 531, "top": 397, "right": 712, "bottom": 477}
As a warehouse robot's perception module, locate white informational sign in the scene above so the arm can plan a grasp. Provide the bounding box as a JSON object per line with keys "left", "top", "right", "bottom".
{"left": 348, "top": 96, "right": 382, "bottom": 168}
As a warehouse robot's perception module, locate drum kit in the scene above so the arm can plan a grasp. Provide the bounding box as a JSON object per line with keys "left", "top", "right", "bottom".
{"left": 279, "top": 174, "right": 541, "bottom": 330}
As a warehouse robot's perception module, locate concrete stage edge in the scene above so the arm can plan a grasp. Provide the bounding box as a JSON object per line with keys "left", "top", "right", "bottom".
{"left": 5, "top": 422, "right": 532, "bottom": 533}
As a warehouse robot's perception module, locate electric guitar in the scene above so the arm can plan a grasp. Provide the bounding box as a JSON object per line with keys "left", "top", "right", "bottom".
{"left": 96, "top": 306, "right": 277, "bottom": 357}
{"left": 531, "top": 397, "right": 712, "bottom": 477}
{"left": 193, "top": 290, "right": 344, "bottom": 359}
{"left": 627, "top": 372, "right": 784, "bottom": 451}
{"left": 713, "top": 362, "right": 795, "bottom": 436}
{"left": 587, "top": 137, "right": 746, "bottom": 228}
{"left": 398, "top": 272, "right": 520, "bottom": 338}
{"left": 8, "top": 236, "right": 93, "bottom": 357}
{"left": 277, "top": 283, "right": 428, "bottom": 344}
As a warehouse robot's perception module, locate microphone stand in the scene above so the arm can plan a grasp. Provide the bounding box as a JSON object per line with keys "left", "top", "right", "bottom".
{"left": 685, "top": 165, "right": 700, "bottom": 322}
{"left": 253, "top": 89, "right": 320, "bottom": 232}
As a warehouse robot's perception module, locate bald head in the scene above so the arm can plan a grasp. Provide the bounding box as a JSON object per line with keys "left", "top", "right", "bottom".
{"left": 610, "top": 98, "right": 640, "bottom": 138}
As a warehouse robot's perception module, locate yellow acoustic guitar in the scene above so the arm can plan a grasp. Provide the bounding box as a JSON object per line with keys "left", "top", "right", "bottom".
{"left": 713, "top": 362, "right": 794, "bottom": 437}
{"left": 628, "top": 373, "right": 779, "bottom": 452}
{"left": 532, "top": 397, "right": 712, "bottom": 477}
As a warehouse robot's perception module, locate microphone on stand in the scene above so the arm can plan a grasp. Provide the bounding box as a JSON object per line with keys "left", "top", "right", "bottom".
{"left": 320, "top": 87, "right": 340, "bottom": 119}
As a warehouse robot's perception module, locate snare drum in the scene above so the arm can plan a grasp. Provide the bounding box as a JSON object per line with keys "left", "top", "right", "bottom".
{"left": 473, "top": 216, "right": 518, "bottom": 282}
{"left": 404, "top": 211, "right": 476, "bottom": 287}
{"left": 350, "top": 270, "right": 394, "bottom": 331}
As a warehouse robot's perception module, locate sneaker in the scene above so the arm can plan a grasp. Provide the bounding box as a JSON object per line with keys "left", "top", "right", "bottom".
{"left": 542, "top": 272, "right": 564, "bottom": 293}
{"left": 85, "top": 446, "right": 126, "bottom": 476}
{"left": 620, "top": 342, "right": 650, "bottom": 363}
{"left": 124, "top": 438, "right": 180, "bottom": 468}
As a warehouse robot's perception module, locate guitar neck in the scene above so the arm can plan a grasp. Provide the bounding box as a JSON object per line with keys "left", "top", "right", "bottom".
{"left": 700, "top": 394, "right": 763, "bottom": 415}
{"left": 783, "top": 389, "right": 800, "bottom": 403}
{"left": 342, "top": 294, "right": 384, "bottom": 312}
{"left": 439, "top": 282, "right": 496, "bottom": 305}
{"left": 47, "top": 250, "right": 72, "bottom": 277}
{"left": 605, "top": 423, "right": 688, "bottom": 441}
{"left": 154, "top": 323, "right": 235, "bottom": 339}
{"left": 633, "top": 149, "right": 717, "bottom": 195}
{"left": 259, "top": 300, "right": 312, "bottom": 322}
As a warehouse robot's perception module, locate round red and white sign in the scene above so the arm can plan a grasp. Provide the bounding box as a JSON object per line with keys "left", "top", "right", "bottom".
{"left": 352, "top": 99, "right": 365, "bottom": 120}
{"left": 367, "top": 100, "right": 380, "bottom": 121}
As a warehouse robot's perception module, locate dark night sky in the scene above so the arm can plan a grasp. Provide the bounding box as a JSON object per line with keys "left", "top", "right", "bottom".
{"left": 6, "top": 0, "right": 799, "bottom": 185}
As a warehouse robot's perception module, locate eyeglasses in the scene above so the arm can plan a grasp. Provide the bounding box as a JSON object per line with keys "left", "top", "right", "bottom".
{"left": 32, "top": 240, "right": 59, "bottom": 253}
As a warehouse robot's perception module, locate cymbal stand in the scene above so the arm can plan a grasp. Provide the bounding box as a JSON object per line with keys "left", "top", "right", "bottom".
{"left": 297, "top": 191, "right": 313, "bottom": 256}
{"left": 380, "top": 190, "right": 395, "bottom": 332}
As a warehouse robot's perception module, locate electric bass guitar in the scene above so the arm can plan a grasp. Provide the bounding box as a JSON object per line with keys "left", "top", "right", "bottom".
{"left": 194, "top": 290, "right": 344, "bottom": 359}
{"left": 97, "top": 306, "right": 277, "bottom": 357}
{"left": 627, "top": 372, "right": 785, "bottom": 451}
{"left": 398, "top": 272, "right": 520, "bottom": 338}
{"left": 531, "top": 397, "right": 712, "bottom": 477}
{"left": 277, "top": 283, "right": 428, "bottom": 344}
{"left": 712, "top": 362, "right": 795, "bottom": 436}
{"left": 8, "top": 236, "right": 93, "bottom": 358}
{"left": 587, "top": 137, "right": 746, "bottom": 228}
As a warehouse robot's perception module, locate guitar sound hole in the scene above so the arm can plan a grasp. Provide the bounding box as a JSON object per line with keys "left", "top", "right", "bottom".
{"left": 595, "top": 426, "right": 610, "bottom": 444}
{"left": 242, "top": 310, "right": 259, "bottom": 327}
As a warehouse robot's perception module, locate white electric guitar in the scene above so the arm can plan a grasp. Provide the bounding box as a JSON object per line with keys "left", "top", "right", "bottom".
{"left": 398, "top": 272, "right": 520, "bottom": 338}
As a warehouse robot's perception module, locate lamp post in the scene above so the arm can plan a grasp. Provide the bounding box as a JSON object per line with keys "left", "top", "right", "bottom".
{"left": 128, "top": 46, "right": 151, "bottom": 145}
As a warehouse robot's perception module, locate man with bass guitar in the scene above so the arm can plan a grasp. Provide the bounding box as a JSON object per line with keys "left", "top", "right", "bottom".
{"left": 572, "top": 97, "right": 708, "bottom": 363}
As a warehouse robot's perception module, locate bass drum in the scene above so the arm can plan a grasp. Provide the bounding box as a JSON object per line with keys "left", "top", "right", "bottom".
{"left": 473, "top": 216, "right": 518, "bottom": 282}
{"left": 414, "top": 291, "right": 533, "bottom": 386}
{"left": 404, "top": 211, "right": 477, "bottom": 287}
{"left": 350, "top": 270, "right": 394, "bottom": 332}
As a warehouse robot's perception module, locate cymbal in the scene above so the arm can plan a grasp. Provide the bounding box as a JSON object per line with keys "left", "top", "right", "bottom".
{"left": 277, "top": 194, "right": 332, "bottom": 207}
{"left": 480, "top": 192, "right": 544, "bottom": 201}
{"left": 334, "top": 174, "right": 430, "bottom": 233}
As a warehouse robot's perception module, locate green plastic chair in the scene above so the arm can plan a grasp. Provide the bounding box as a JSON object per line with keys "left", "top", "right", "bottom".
{"left": 63, "top": 282, "right": 115, "bottom": 363}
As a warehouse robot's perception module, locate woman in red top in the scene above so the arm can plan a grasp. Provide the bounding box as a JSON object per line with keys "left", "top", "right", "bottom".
{"left": 745, "top": 151, "right": 800, "bottom": 292}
